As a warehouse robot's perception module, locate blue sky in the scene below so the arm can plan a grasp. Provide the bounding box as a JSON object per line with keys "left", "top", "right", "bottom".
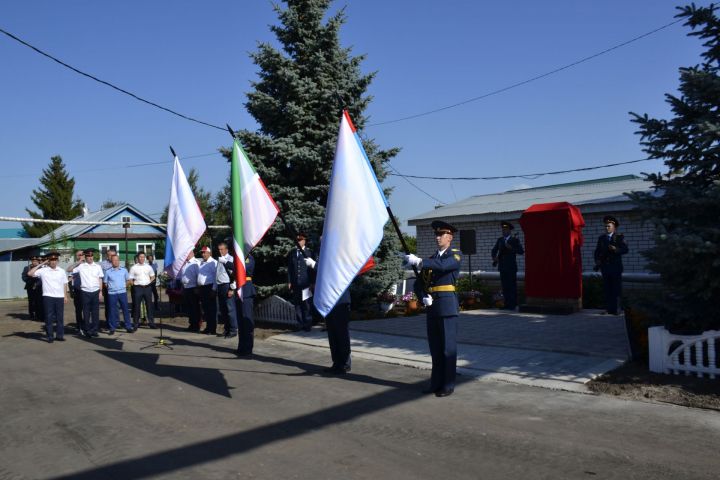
{"left": 0, "top": 1, "right": 707, "bottom": 233}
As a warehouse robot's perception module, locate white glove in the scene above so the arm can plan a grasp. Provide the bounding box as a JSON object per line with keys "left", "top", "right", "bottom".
{"left": 422, "top": 295, "right": 433, "bottom": 307}
{"left": 403, "top": 254, "right": 422, "bottom": 268}
{"left": 304, "top": 257, "right": 316, "bottom": 269}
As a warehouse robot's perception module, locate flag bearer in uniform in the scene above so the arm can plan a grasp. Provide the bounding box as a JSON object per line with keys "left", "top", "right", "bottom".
{"left": 405, "top": 220, "right": 462, "bottom": 397}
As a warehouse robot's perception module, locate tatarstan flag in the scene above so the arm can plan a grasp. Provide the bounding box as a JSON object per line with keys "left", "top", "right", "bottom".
{"left": 230, "top": 139, "right": 279, "bottom": 293}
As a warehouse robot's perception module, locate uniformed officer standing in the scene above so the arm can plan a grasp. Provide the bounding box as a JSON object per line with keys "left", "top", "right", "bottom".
{"left": 491, "top": 221, "right": 524, "bottom": 310}
{"left": 303, "top": 250, "right": 353, "bottom": 374}
{"left": 22, "top": 256, "right": 42, "bottom": 320}
{"left": 236, "top": 254, "right": 256, "bottom": 357}
{"left": 27, "top": 252, "right": 69, "bottom": 343}
{"left": 405, "top": 220, "right": 462, "bottom": 397}
{"left": 593, "top": 215, "right": 628, "bottom": 315}
{"left": 287, "top": 233, "right": 315, "bottom": 331}
{"left": 66, "top": 250, "right": 86, "bottom": 335}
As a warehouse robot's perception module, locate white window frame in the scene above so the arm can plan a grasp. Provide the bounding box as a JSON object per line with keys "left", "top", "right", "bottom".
{"left": 136, "top": 243, "right": 155, "bottom": 256}
{"left": 99, "top": 243, "right": 120, "bottom": 258}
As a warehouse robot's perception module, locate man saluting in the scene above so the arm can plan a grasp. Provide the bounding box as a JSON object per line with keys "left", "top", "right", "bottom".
{"left": 405, "top": 220, "right": 462, "bottom": 398}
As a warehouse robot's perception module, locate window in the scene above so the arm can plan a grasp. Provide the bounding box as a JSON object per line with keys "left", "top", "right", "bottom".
{"left": 121, "top": 216, "right": 131, "bottom": 225}
{"left": 136, "top": 243, "right": 155, "bottom": 256}
{"left": 99, "top": 243, "right": 119, "bottom": 258}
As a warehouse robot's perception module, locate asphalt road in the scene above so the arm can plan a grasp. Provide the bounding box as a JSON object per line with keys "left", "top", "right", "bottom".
{"left": 1, "top": 301, "right": 719, "bottom": 480}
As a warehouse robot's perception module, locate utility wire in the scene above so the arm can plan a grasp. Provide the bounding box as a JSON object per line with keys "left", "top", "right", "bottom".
{"left": 0, "top": 27, "right": 226, "bottom": 132}
{"left": 368, "top": 18, "right": 683, "bottom": 127}
{"left": 387, "top": 157, "right": 656, "bottom": 181}
{"left": 385, "top": 163, "right": 446, "bottom": 205}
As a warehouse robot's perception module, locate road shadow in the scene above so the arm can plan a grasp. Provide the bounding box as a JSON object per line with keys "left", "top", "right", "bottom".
{"left": 97, "top": 350, "right": 233, "bottom": 398}
{"left": 49, "top": 370, "right": 469, "bottom": 480}
{"left": 2, "top": 331, "right": 47, "bottom": 341}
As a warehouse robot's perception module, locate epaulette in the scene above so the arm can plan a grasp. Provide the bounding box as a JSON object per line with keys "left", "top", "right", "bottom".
{"left": 451, "top": 248, "right": 460, "bottom": 252}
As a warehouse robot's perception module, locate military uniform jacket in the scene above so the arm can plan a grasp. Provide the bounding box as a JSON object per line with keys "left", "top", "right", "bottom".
{"left": 287, "top": 247, "right": 315, "bottom": 291}
{"left": 593, "top": 233, "right": 628, "bottom": 275}
{"left": 491, "top": 235, "right": 524, "bottom": 273}
{"left": 414, "top": 248, "right": 462, "bottom": 317}
{"left": 222, "top": 254, "right": 256, "bottom": 299}
{"left": 22, "top": 265, "right": 40, "bottom": 291}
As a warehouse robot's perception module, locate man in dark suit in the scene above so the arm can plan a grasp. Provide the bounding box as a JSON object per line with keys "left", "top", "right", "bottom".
{"left": 593, "top": 215, "right": 629, "bottom": 315}
{"left": 491, "top": 221, "right": 524, "bottom": 310}
{"left": 287, "top": 232, "right": 315, "bottom": 331}
{"left": 406, "top": 220, "right": 462, "bottom": 398}
{"left": 22, "top": 256, "right": 42, "bottom": 320}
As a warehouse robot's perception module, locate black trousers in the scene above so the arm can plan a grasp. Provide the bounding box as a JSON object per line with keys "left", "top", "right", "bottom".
{"left": 198, "top": 285, "right": 217, "bottom": 333}
{"left": 294, "top": 296, "right": 312, "bottom": 330}
{"left": 82, "top": 290, "right": 100, "bottom": 335}
{"left": 183, "top": 288, "right": 201, "bottom": 330}
{"left": 602, "top": 271, "right": 622, "bottom": 315}
{"left": 426, "top": 313, "right": 458, "bottom": 392}
{"left": 132, "top": 285, "right": 155, "bottom": 326}
{"left": 500, "top": 269, "right": 518, "bottom": 309}
{"left": 237, "top": 296, "right": 254, "bottom": 354}
{"left": 326, "top": 303, "right": 351, "bottom": 369}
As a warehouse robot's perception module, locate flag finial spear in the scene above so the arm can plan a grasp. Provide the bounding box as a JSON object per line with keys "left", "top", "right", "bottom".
{"left": 169, "top": 145, "right": 177, "bottom": 158}
{"left": 226, "top": 124, "right": 236, "bottom": 139}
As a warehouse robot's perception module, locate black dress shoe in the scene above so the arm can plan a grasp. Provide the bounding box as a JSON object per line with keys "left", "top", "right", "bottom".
{"left": 91, "top": 332, "right": 100, "bottom": 337}
{"left": 108, "top": 330, "right": 115, "bottom": 335}
{"left": 126, "top": 328, "right": 134, "bottom": 333}
{"left": 225, "top": 333, "right": 237, "bottom": 339}
{"left": 149, "top": 324, "right": 157, "bottom": 329}
{"left": 435, "top": 389, "right": 454, "bottom": 397}
{"left": 421, "top": 387, "right": 439, "bottom": 395}
{"left": 235, "top": 351, "right": 253, "bottom": 358}
{"left": 323, "top": 366, "right": 349, "bottom": 375}
{"left": 56, "top": 337, "right": 65, "bottom": 342}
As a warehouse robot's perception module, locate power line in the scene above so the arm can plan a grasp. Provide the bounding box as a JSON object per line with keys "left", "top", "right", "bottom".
{"left": 387, "top": 157, "right": 656, "bottom": 181}
{"left": 0, "top": 26, "right": 226, "bottom": 132}
{"left": 385, "top": 163, "right": 446, "bottom": 205}
{"left": 368, "top": 18, "right": 683, "bottom": 127}
{"left": 0, "top": 152, "right": 223, "bottom": 179}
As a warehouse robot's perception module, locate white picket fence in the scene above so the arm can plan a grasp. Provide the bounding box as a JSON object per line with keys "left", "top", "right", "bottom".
{"left": 649, "top": 326, "right": 720, "bottom": 379}
{"left": 255, "top": 295, "right": 297, "bottom": 327}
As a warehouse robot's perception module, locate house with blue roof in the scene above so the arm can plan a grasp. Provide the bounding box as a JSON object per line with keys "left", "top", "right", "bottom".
{"left": 0, "top": 204, "right": 165, "bottom": 264}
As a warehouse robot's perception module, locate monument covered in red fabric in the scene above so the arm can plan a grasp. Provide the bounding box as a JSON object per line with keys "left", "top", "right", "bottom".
{"left": 519, "top": 202, "right": 585, "bottom": 309}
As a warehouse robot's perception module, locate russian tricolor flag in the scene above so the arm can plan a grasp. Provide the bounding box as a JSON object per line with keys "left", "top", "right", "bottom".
{"left": 313, "top": 111, "right": 389, "bottom": 317}
{"left": 164, "top": 156, "right": 206, "bottom": 278}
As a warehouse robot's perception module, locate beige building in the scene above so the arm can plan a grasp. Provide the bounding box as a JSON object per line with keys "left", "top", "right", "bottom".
{"left": 408, "top": 175, "right": 657, "bottom": 274}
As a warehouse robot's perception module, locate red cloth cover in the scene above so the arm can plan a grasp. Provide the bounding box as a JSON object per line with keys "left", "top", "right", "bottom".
{"left": 519, "top": 202, "right": 585, "bottom": 298}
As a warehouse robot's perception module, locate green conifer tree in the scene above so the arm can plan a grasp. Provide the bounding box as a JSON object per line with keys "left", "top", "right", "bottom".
{"left": 23, "top": 156, "right": 84, "bottom": 237}
{"left": 629, "top": 4, "right": 720, "bottom": 333}
{"left": 225, "top": 0, "right": 402, "bottom": 302}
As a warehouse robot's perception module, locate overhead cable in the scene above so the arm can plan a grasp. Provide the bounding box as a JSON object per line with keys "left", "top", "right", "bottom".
{"left": 368, "top": 18, "right": 683, "bottom": 126}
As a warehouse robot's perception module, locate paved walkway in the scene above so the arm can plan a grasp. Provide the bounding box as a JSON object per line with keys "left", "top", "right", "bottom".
{"left": 271, "top": 309, "right": 630, "bottom": 392}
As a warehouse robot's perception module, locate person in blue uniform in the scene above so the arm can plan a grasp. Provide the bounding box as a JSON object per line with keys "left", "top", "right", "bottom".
{"left": 405, "top": 220, "right": 462, "bottom": 398}
{"left": 593, "top": 215, "right": 628, "bottom": 315}
{"left": 287, "top": 232, "right": 315, "bottom": 331}
{"left": 236, "top": 254, "right": 256, "bottom": 357}
{"left": 491, "top": 221, "right": 524, "bottom": 310}
{"left": 303, "top": 242, "right": 358, "bottom": 375}
{"left": 22, "top": 256, "right": 42, "bottom": 320}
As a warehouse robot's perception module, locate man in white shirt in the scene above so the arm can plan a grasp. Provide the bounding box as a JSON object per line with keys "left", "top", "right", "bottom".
{"left": 129, "top": 252, "right": 156, "bottom": 329}
{"left": 197, "top": 246, "right": 218, "bottom": 335}
{"left": 215, "top": 242, "right": 238, "bottom": 338}
{"left": 181, "top": 250, "right": 201, "bottom": 332}
{"left": 28, "top": 252, "right": 68, "bottom": 343}
{"left": 72, "top": 248, "right": 104, "bottom": 337}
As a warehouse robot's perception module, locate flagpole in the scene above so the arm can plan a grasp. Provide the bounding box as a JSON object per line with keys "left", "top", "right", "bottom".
{"left": 225, "top": 124, "right": 309, "bottom": 258}
{"left": 386, "top": 206, "right": 419, "bottom": 277}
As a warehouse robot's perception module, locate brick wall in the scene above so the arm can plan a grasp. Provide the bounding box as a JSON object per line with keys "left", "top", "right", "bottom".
{"left": 415, "top": 210, "right": 653, "bottom": 273}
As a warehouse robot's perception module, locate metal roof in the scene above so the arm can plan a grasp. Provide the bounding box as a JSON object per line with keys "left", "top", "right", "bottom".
{"left": 0, "top": 204, "right": 161, "bottom": 254}
{"left": 408, "top": 175, "right": 656, "bottom": 225}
